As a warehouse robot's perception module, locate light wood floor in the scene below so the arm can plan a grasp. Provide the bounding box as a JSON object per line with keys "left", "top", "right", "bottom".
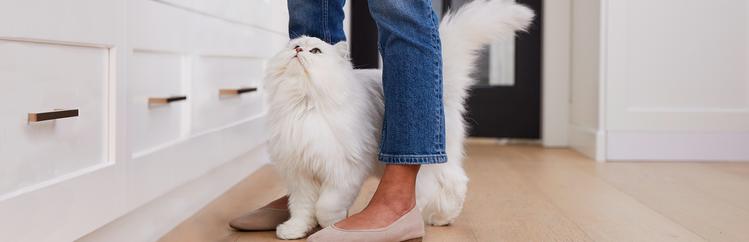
{"left": 159, "top": 142, "right": 749, "bottom": 242}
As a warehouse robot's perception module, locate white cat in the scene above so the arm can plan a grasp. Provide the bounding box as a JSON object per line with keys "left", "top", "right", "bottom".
{"left": 263, "top": 0, "right": 534, "bottom": 239}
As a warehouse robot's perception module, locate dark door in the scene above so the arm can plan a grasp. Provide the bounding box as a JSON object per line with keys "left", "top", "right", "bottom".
{"left": 350, "top": 0, "right": 380, "bottom": 69}
{"left": 443, "top": 0, "right": 543, "bottom": 139}
{"left": 351, "top": 0, "right": 543, "bottom": 139}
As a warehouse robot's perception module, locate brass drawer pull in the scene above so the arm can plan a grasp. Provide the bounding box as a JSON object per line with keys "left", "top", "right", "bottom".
{"left": 28, "top": 109, "right": 79, "bottom": 123}
{"left": 149, "top": 96, "right": 188, "bottom": 106}
{"left": 219, "top": 87, "right": 257, "bottom": 96}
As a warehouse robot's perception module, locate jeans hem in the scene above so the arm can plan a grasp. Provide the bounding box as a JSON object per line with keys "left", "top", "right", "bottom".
{"left": 378, "top": 153, "right": 448, "bottom": 165}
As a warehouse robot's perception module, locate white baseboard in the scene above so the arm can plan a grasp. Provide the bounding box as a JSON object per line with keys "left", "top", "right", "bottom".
{"left": 569, "top": 125, "right": 606, "bottom": 161}
{"left": 78, "top": 145, "right": 270, "bottom": 242}
{"left": 606, "top": 131, "right": 749, "bottom": 161}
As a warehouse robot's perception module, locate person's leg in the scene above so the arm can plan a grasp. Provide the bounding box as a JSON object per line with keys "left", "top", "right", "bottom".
{"left": 335, "top": 0, "right": 446, "bottom": 229}
{"left": 288, "top": 0, "right": 347, "bottom": 44}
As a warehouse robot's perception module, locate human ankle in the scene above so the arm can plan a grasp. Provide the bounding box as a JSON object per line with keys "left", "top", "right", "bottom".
{"left": 367, "top": 189, "right": 415, "bottom": 215}
{"left": 382, "top": 198, "right": 415, "bottom": 215}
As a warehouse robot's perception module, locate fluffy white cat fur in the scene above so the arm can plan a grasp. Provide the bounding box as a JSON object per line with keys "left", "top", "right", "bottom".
{"left": 263, "top": 0, "right": 534, "bottom": 239}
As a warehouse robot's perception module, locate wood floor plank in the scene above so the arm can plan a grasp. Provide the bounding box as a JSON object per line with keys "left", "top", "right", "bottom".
{"left": 158, "top": 166, "right": 287, "bottom": 242}
{"left": 571, "top": 162, "right": 749, "bottom": 242}
{"left": 504, "top": 148, "right": 706, "bottom": 242}
{"left": 642, "top": 163, "right": 749, "bottom": 212}
{"left": 159, "top": 144, "right": 749, "bottom": 242}
{"left": 711, "top": 162, "right": 749, "bottom": 178}
{"left": 460, "top": 145, "right": 593, "bottom": 242}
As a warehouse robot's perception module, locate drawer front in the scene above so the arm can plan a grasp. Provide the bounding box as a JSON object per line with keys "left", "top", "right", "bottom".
{"left": 191, "top": 56, "right": 264, "bottom": 134}
{"left": 128, "top": 51, "right": 186, "bottom": 156}
{"left": 0, "top": 39, "right": 109, "bottom": 197}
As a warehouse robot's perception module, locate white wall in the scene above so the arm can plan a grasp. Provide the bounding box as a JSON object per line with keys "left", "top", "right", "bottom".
{"left": 542, "top": 0, "right": 572, "bottom": 147}
{"left": 569, "top": 0, "right": 605, "bottom": 160}
{"left": 603, "top": 0, "right": 749, "bottom": 161}
{"left": 569, "top": 0, "right": 749, "bottom": 161}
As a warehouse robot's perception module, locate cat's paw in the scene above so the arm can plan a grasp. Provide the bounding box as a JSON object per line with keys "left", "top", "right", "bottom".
{"left": 316, "top": 210, "right": 347, "bottom": 228}
{"left": 422, "top": 202, "right": 461, "bottom": 226}
{"left": 425, "top": 213, "right": 455, "bottom": 226}
{"left": 276, "top": 220, "right": 311, "bottom": 240}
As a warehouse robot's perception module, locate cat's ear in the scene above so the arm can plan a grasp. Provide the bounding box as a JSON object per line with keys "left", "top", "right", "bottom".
{"left": 334, "top": 41, "right": 350, "bottom": 59}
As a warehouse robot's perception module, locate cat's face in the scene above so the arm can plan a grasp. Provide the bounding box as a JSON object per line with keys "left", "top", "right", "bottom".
{"left": 263, "top": 36, "right": 353, "bottom": 106}
{"left": 265, "top": 36, "right": 351, "bottom": 82}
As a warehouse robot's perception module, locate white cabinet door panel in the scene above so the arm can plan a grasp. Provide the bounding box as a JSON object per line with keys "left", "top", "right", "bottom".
{"left": 0, "top": 39, "right": 110, "bottom": 198}
{"left": 0, "top": 0, "right": 126, "bottom": 240}
{"left": 128, "top": 51, "right": 187, "bottom": 156}
{"left": 191, "top": 56, "right": 264, "bottom": 134}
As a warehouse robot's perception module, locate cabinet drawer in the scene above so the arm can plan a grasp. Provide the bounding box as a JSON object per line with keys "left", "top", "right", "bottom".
{"left": 128, "top": 51, "right": 186, "bottom": 156}
{"left": 0, "top": 39, "right": 109, "bottom": 197}
{"left": 191, "top": 56, "right": 264, "bottom": 134}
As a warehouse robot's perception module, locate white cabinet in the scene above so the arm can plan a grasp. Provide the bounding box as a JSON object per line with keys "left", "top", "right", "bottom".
{"left": 0, "top": 39, "right": 110, "bottom": 197}
{"left": 0, "top": 0, "right": 289, "bottom": 241}
{"left": 128, "top": 51, "right": 187, "bottom": 156}
{"left": 0, "top": 1, "right": 127, "bottom": 241}
{"left": 191, "top": 56, "right": 265, "bottom": 134}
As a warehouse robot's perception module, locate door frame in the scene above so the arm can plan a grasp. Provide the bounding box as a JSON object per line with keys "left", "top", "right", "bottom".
{"left": 541, "top": 0, "right": 571, "bottom": 147}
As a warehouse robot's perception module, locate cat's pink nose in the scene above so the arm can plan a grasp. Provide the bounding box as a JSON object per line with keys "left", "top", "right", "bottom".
{"left": 295, "top": 47, "right": 303, "bottom": 53}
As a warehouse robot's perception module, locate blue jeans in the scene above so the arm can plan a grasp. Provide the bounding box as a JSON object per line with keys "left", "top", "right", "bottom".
{"left": 288, "top": 0, "right": 446, "bottom": 164}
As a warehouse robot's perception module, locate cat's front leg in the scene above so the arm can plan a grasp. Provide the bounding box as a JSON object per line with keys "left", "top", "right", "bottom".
{"left": 315, "top": 178, "right": 365, "bottom": 227}
{"left": 276, "top": 177, "right": 320, "bottom": 240}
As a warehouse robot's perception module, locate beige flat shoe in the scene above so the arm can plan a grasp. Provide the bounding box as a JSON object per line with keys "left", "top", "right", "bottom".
{"left": 306, "top": 206, "right": 425, "bottom": 242}
{"left": 229, "top": 207, "right": 290, "bottom": 231}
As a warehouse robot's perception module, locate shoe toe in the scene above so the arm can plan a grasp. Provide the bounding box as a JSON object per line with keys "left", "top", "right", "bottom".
{"left": 305, "top": 227, "right": 336, "bottom": 242}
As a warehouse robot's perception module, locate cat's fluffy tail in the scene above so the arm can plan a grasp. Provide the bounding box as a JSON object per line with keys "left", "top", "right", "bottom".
{"left": 415, "top": 0, "right": 534, "bottom": 226}
{"left": 439, "top": 0, "right": 534, "bottom": 110}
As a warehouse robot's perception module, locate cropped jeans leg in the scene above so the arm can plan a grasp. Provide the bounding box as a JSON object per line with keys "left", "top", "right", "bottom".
{"left": 288, "top": 0, "right": 447, "bottom": 164}
{"left": 368, "top": 0, "right": 447, "bottom": 164}
{"left": 287, "top": 0, "right": 346, "bottom": 44}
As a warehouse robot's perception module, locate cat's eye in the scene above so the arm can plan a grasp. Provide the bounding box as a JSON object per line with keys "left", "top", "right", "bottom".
{"left": 293, "top": 45, "right": 300, "bottom": 49}
{"left": 310, "top": 48, "right": 322, "bottom": 54}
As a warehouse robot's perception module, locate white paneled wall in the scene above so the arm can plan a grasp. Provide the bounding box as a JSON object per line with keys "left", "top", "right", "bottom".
{"left": 0, "top": 0, "right": 289, "bottom": 241}
{"left": 570, "top": 0, "right": 749, "bottom": 161}
{"left": 604, "top": 0, "right": 749, "bottom": 161}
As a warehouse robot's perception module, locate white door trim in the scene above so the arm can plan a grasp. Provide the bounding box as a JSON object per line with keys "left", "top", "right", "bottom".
{"left": 542, "top": 0, "right": 572, "bottom": 147}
